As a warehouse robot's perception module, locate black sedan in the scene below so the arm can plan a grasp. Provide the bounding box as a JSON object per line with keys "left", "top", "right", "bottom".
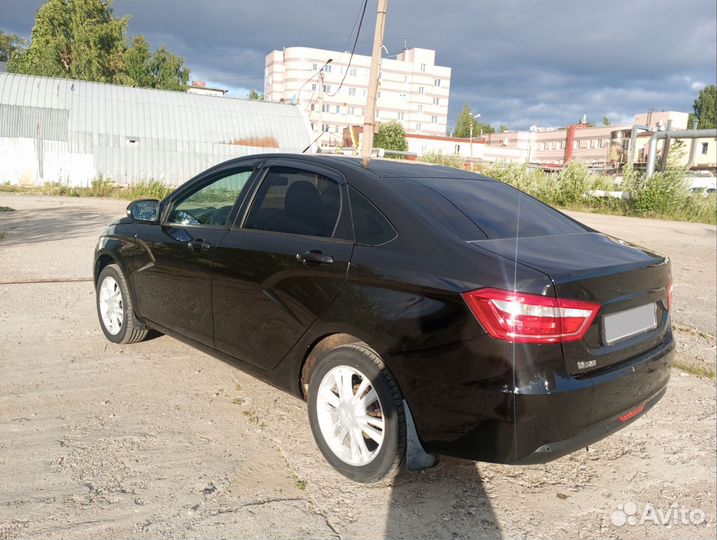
{"left": 94, "top": 154, "right": 673, "bottom": 482}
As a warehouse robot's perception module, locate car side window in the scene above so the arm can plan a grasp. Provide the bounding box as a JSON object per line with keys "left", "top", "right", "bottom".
{"left": 244, "top": 166, "right": 342, "bottom": 238}
{"left": 348, "top": 186, "right": 397, "bottom": 245}
{"left": 167, "top": 168, "right": 253, "bottom": 227}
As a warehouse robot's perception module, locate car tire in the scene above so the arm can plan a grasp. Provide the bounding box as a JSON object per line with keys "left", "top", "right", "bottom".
{"left": 96, "top": 263, "right": 149, "bottom": 344}
{"left": 307, "top": 343, "right": 406, "bottom": 483}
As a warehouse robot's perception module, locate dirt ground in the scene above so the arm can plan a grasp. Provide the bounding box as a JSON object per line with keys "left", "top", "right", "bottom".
{"left": 1, "top": 194, "right": 715, "bottom": 540}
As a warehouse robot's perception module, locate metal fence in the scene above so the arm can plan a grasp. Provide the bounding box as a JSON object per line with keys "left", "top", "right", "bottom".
{"left": 0, "top": 73, "right": 312, "bottom": 186}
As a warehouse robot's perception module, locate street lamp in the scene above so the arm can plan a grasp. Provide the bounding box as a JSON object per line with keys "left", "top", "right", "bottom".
{"left": 469, "top": 113, "right": 480, "bottom": 169}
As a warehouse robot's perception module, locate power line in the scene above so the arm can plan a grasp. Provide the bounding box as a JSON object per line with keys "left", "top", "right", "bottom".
{"left": 341, "top": 0, "right": 369, "bottom": 53}
{"left": 443, "top": 0, "right": 553, "bottom": 53}
{"left": 326, "top": 0, "right": 368, "bottom": 97}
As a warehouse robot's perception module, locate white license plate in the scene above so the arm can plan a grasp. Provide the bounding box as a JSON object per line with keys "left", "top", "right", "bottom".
{"left": 603, "top": 303, "right": 657, "bottom": 345}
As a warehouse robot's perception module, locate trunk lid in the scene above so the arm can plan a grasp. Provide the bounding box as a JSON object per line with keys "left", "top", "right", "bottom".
{"left": 470, "top": 232, "right": 671, "bottom": 375}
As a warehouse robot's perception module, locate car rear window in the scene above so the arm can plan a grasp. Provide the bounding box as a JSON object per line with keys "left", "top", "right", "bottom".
{"left": 410, "top": 177, "right": 588, "bottom": 239}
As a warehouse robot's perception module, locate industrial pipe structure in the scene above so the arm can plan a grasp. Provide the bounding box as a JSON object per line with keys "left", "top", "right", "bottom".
{"left": 645, "top": 128, "right": 717, "bottom": 177}
{"left": 627, "top": 124, "right": 651, "bottom": 165}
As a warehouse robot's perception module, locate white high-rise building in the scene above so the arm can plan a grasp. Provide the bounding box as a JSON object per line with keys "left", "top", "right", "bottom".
{"left": 264, "top": 47, "right": 451, "bottom": 146}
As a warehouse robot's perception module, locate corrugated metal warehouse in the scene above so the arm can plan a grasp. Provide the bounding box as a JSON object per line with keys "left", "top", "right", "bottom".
{"left": 0, "top": 72, "right": 312, "bottom": 186}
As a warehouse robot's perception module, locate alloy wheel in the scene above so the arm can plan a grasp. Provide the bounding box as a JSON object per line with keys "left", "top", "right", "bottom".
{"left": 316, "top": 365, "right": 385, "bottom": 466}
{"left": 99, "top": 275, "right": 124, "bottom": 335}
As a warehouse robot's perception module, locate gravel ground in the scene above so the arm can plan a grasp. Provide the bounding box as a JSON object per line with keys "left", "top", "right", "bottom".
{"left": 0, "top": 194, "right": 715, "bottom": 540}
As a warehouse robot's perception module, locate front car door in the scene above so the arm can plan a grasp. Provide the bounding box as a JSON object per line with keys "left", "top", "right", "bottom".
{"left": 212, "top": 160, "right": 354, "bottom": 370}
{"left": 131, "top": 163, "right": 256, "bottom": 345}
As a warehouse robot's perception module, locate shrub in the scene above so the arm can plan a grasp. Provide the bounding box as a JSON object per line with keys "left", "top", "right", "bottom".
{"left": 631, "top": 167, "right": 689, "bottom": 217}
{"left": 420, "top": 151, "right": 466, "bottom": 169}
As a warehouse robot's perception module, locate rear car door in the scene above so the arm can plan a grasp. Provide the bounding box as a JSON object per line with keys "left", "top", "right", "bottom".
{"left": 131, "top": 164, "right": 256, "bottom": 345}
{"left": 212, "top": 160, "right": 354, "bottom": 370}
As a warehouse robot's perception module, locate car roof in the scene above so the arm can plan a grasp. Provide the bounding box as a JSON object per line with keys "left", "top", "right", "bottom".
{"left": 241, "top": 152, "right": 490, "bottom": 180}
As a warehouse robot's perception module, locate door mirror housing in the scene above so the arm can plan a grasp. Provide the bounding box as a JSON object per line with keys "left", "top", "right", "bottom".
{"left": 127, "top": 199, "right": 160, "bottom": 223}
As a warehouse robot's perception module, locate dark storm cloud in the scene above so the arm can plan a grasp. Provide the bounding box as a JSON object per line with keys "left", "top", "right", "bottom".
{"left": 3, "top": 0, "right": 715, "bottom": 129}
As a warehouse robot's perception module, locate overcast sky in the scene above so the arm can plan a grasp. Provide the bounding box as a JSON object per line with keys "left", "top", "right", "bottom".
{"left": 2, "top": 0, "right": 716, "bottom": 130}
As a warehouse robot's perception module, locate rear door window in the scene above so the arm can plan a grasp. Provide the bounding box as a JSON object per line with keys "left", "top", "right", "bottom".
{"left": 412, "top": 178, "right": 587, "bottom": 239}
{"left": 244, "top": 166, "right": 344, "bottom": 238}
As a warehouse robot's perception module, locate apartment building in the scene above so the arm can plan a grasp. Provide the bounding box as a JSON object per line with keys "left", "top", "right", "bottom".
{"left": 264, "top": 46, "right": 451, "bottom": 145}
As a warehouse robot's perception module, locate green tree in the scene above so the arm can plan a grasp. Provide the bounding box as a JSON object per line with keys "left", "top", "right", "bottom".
{"left": 0, "top": 31, "right": 25, "bottom": 62}
{"left": 602, "top": 116, "right": 612, "bottom": 126}
{"left": 151, "top": 46, "right": 189, "bottom": 91}
{"left": 9, "top": 0, "right": 189, "bottom": 91}
{"left": 498, "top": 124, "right": 509, "bottom": 132}
{"left": 247, "top": 89, "right": 264, "bottom": 100}
{"left": 452, "top": 104, "right": 494, "bottom": 138}
{"left": 374, "top": 120, "right": 408, "bottom": 152}
{"left": 121, "top": 35, "right": 153, "bottom": 87}
{"left": 9, "top": 0, "right": 127, "bottom": 82}
{"left": 692, "top": 84, "right": 717, "bottom": 129}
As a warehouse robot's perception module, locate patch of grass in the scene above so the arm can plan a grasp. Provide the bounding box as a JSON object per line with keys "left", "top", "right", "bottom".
{"left": 231, "top": 397, "right": 246, "bottom": 406}
{"left": 294, "top": 477, "right": 307, "bottom": 491}
{"left": 0, "top": 179, "right": 173, "bottom": 201}
{"left": 0, "top": 206, "right": 15, "bottom": 212}
{"left": 673, "top": 323, "right": 715, "bottom": 342}
{"left": 242, "top": 409, "right": 265, "bottom": 427}
{"left": 672, "top": 360, "right": 716, "bottom": 380}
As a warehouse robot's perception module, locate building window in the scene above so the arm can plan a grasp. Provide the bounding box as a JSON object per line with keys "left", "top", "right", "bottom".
{"left": 323, "top": 84, "right": 331, "bottom": 93}
{"left": 573, "top": 141, "right": 578, "bottom": 150}
{"left": 321, "top": 124, "right": 329, "bottom": 132}
{"left": 432, "top": 97, "right": 439, "bottom": 105}
{"left": 335, "top": 125, "right": 340, "bottom": 133}
{"left": 363, "top": 89, "right": 368, "bottom": 97}
{"left": 702, "top": 142, "right": 709, "bottom": 155}
{"left": 335, "top": 105, "right": 341, "bottom": 114}
{"left": 417, "top": 104, "right": 423, "bottom": 112}
{"left": 311, "top": 83, "right": 317, "bottom": 91}
{"left": 418, "top": 87, "right": 425, "bottom": 95}
{"left": 348, "top": 87, "right": 356, "bottom": 96}
{"left": 454, "top": 144, "right": 461, "bottom": 155}
{"left": 431, "top": 116, "right": 437, "bottom": 124}
{"left": 416, "top": 123, "right": 422, "bottom": 132}
{"left": 350, "top": 67, "right": 357, "bottom": 77}
{"left": 398, "top": 112, "right": 405, "bottom": 120}
{"left": 434, "top": 79, "right": 441, "bottom": 87}
{"left": 420, "top": 63, "right": 426, "bottom": 72}
{"left": 324, "top": 64, "right": 332, "bottom": 73}
{"left": 310, "top": 104, "right": 315, "bottom": 111}
{"left": 312, "top": 63, "right": 318, "bottom": 71}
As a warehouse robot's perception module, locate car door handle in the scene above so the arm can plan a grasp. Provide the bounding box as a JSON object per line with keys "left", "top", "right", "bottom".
{"left": 189, "top": 238, "right": 211, "bottom": 252}
{"left": 296, "top": 250, "right": 334, "bottom": 265}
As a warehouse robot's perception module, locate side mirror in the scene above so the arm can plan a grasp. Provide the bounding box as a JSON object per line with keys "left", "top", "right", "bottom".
{"left": 127, "top": 199, "right": 160, "bottom": 223}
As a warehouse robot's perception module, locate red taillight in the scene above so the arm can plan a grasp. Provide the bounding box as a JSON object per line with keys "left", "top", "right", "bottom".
{"left": 462, "top": 288, "right": 601, "bottom": 344}
{"left": 666, "top": 281, "right": 673, "bottom": 311}
{"left": 619, "top": 403, "right": 645, "bottom": 422}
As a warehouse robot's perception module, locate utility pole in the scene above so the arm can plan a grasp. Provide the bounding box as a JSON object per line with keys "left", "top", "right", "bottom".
{"left": 361, "top": 0, "right": 389, "bottom": 168}
{"left": 469, "top": 112, "right": 480, "bottom": 171}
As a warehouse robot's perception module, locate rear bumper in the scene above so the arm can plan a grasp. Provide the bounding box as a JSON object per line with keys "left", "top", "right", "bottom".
{"left": 514, "top": 384, "right": 667, "bottom": 464}
{"left": 392, "top": 330, "right": 674, "bottom": 464}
